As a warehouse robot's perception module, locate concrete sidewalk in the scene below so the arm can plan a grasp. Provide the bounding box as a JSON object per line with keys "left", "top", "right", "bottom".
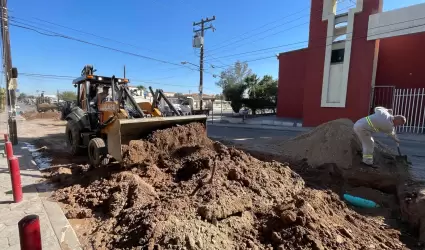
{"left": 0, "top": 140, "right": 81, "bottom": 249}
{"left": 209, "top": 115, "right": 304, "bottom": 128}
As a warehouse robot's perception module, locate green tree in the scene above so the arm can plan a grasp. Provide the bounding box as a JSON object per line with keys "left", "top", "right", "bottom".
{"left": 215, "top": 61, "right": 252, "bottom": 89}
{"left": 0, "top": 88, "right": 5, "bottom": 111}
{"left": 242, "top": 75, "right": 278, "bottom": 114}
{"left": 136, "top": 85, "right": 146, "bottom": 91}
{"left": 215, "top": 61, "right": 252, "bottom": 113}
{"left": 258, "top": 75, "right": 278, "bottom": 103}
{"left": 174, "top": 93, "right": 185, "bottom": 98}
{"left": 58, "top": 91, "right": 77, "bottom": 101}
{"left": 214, "top": 94, "right": 223, "bottom": 99}
{"left": 222, "top": 83, "right": 247, "bottom": 113}
{"left": 17, "top": 92, "right": 27, "bottom": 101}
{"left": 244, "top": 74, "right": 261, "bottom": 98}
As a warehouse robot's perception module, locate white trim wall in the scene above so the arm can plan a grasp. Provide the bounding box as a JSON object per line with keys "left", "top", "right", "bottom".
{"left": 320, "top": 0, "right": 364, "bottom": 108}
{"left": 368, "top": 2, "right": 425, "bottom": 41}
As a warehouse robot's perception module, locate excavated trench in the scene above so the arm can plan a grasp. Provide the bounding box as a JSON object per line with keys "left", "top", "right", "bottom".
{"left": 46, "top": 121, "right": 423, "bottom": 249}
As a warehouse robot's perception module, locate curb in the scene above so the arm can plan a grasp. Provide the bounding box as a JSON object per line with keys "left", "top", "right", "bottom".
{"left": 207, "top": 122, "right": 311, "bottom": 132}
{"left": 212, "top": 117, "right": 303, "bottom": 127}
{"left": 18, "top": 143, "right": 82, "bottom": 250}
{"left": 38, "top": 194, "right": 82, "bottom": 250}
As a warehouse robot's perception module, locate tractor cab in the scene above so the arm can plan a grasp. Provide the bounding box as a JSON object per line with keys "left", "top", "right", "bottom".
{"left": 69, "top": 65, "right": 144, "bottom": 132}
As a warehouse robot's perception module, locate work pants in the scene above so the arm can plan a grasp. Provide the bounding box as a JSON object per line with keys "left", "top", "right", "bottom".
{"left": 353, "top": 123, "right": 374, "bottom": 165}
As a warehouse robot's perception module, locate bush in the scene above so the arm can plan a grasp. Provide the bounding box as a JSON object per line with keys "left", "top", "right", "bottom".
{"left": 242, "top": 98, "right": 276, "bottom": 115}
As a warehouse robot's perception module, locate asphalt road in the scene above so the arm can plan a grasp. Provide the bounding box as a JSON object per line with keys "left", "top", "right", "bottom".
{"left": 208, "top": 125, "right": 300, "bottom": 140}
{"left": 207, "top": 124, "right": 425, "bottom": 181}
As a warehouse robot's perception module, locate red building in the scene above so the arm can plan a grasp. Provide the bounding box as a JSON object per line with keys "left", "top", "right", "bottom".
{"left": 277, "top": 0, "right": 425, "bottom": 133}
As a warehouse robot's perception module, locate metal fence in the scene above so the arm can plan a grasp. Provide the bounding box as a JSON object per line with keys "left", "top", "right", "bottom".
{"left": 370, "top": 86, "right": 395, "bottom": 113}
{"left": 393, "top": 88, "right": 425, "bottom": 134}
{"left": 371, "top": 86, "right": 425, "bottom": 134}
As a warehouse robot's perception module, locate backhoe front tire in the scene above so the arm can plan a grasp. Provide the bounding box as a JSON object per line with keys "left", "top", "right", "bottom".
{"left": 66, "top": 120, "right": 83, "bottom": 156}
{"left": 88, "top": 138, "right": 109, "bottom": 167}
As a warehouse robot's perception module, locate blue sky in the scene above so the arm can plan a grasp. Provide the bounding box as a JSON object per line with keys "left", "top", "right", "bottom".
{"left": 5, "top": 0, "right": 425, "bottom": 95}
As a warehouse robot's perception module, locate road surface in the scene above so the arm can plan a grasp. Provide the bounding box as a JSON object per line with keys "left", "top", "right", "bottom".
{"left": 207, "top": 124, "right": 425, "bottom": 181}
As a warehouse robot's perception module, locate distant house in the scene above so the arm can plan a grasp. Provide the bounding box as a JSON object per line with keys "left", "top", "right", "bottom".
{"left": 183, "top": 93, "right": 216, "bottom": 100}
{"left": 44, "top": 94, "right": 58, "bottom": 102}
{"left": 162, "top": 92, "right": 175, "bottom": 97}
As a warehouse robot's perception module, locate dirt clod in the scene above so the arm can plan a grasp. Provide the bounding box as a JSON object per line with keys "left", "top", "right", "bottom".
{"left": 50, "top": 123, "right": 408, "bottom": 249}
{"left": 21, "top": 110, "right": 60, "bottom": 120}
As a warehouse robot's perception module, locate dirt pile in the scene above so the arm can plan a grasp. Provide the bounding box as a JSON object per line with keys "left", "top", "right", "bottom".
{"left": 282, "top": 119, "right": 359, "bottom": 169}
{"left": 50, "top": 123, "right": 408, "bottom": 249}
{"left": 21, "top": 110, "right": 60, "bottom": 120}
{"left": 398, "top": 183, "right": 425, "bottom": 242}
{"left": 262, "top": 119, "right": 364, "bottom": 169}
{"left": 229, "top": 119, "right": 408, "bottom": 192}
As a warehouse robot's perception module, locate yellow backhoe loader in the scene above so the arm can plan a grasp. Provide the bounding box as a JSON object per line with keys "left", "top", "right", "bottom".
{"left": 64, "top": 65, "right": 207, "bottom": 166}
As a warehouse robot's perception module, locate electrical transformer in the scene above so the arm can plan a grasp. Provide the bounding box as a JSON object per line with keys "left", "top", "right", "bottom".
{"left": 192, "top": 34, "right": 204, "bottom": 48}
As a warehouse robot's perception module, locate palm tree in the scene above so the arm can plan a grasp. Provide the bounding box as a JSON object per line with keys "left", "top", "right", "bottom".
{"left": 244, "top": 74, "right": 260, "bottom": 98}
{"left": 136, "top": 85, "right": 146, "bottom": 91}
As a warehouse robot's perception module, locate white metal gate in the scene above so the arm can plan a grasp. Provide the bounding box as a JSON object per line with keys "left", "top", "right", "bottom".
{"left": 393, "top": 88, "right": 425, "bottom": 134}
{"left": 370, "top": 86, "right": 395, "bottom": 114}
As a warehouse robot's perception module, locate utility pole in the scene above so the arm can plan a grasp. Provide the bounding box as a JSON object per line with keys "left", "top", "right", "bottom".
{"left": 193, "top": 16, "right": 215, "bottom": 111}
{"left": 123, "top": 65, "right": 126, "bottom": 79}
{"left": 1, "top": 0, "right": 18, "bottom": 144}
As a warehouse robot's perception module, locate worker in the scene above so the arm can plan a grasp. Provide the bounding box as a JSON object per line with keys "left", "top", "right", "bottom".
{"left": 353, "top": 107, "right": 406, "bottom": 167}
{"left": 93, "top": 86, "right": 111, "bottom": 105}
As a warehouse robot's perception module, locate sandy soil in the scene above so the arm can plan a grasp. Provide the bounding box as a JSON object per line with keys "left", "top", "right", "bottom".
{"left": 6, "top": 115, "right": 424, "bottom": 249}
{"left": 21, "top": 110, "right": 61, "bottom": 120}
{"left": 44, "top": 123, "right": 411, "bottom": 249}
{"left": 216, "top": 119, "right": 425, "bottom": 246}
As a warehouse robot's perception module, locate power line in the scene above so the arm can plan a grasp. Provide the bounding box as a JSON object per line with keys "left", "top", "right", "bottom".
{"left": 205, "top": 0, "right": 349, "bottom": 54}
{"left": 17, "top": 71, "right": 217, "bottom": 90}
{"left": 205, "top": 15, "right": 309, "bottom": 55}
{"left": 209, "top": 5, "right": 311, "bottom": 51}
{"left": 10, "top": 23, "right": 185, "bottom": 67}
{"left": 208, "top": 21, "right": 425, "bottom": 70}
{"left": 203, "top": 0, "right": 350, "bottom": 58}
{"left": 9, "top": 16, "right": 174, "bottom": 59}
{"left": 204, "top": 14, "right": 425, "bottom": 63}
{"left": 10, "top": 18, "right": 216, "bottom": 76}
{"left": 11, "top": 17, "right": 207, "bottom": 75}
{"left": 9, "top": 19, "right": 216, "bottom": 77}
{"left": 14, "top": 15, "right": 425, "bottom": 72}
{"left": 11, "top": 8, "right": 425, "bottom": 87}
{"left": 10, "top": 12, "right": 207, "bottom": 66}
{"left": 8, "top": 1, "right": 334, "bottom": 69}
{"left": 205, "top": 5, "right": 354, "bottom": 61}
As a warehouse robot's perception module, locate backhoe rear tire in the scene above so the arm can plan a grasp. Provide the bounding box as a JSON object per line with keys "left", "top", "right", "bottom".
{"left": 88, "top": 138, "right": 109, "bottom": 167}
{"left": 66, "top": 120, "right": 83, "bottom": 156}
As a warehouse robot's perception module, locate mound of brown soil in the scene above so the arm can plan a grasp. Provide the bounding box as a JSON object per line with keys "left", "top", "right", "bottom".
{"left": 21, "top": 110, "right": 60, "bottom": 120}
{"left": 50, "top": 123, "right": 408, "bottom": 249}
{"left": 229, "top": 119, "right": 408, "bottom": 193}
{"left": 282, "top": 119, "right": 359, "bottom": 169}
{"left": 398, "top": 183, "right": 425, "bottom": 242}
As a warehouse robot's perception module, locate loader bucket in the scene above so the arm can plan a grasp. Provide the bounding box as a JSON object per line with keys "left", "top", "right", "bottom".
{"left": 107, "top": 115, "right": 207, "bottom": 162}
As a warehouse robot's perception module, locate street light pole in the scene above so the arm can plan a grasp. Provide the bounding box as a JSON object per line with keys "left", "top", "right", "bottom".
{"left": 1, "top": 0, "right": 18, "bottom": 144}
